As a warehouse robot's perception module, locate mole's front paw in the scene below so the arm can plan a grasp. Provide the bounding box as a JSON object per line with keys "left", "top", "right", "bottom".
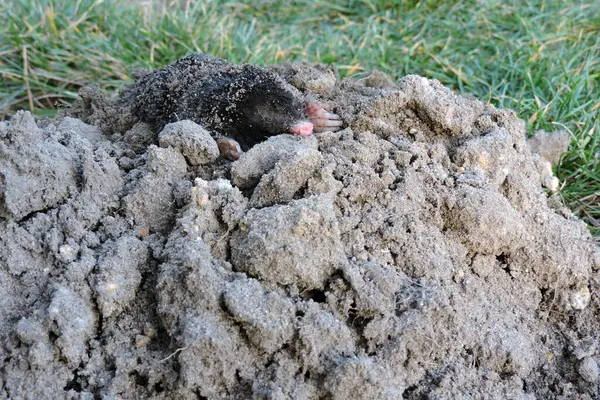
{"left": 289, "top": 121, "right": 314, "bottom": 136}
{"left": 305, "top": 101, "right": 343, "bottom": 133}
{"left": 217, "top": 137, "right": 242, "bottom": 161}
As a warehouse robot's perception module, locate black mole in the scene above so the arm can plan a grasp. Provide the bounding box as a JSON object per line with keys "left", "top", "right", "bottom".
{"left": 119, "top": 53, "right": 342, "bottom": 159}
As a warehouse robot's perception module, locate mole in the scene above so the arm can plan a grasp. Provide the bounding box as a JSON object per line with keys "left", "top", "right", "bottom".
{"left": 119, "top": 53, "right": 343, "bottom": 159}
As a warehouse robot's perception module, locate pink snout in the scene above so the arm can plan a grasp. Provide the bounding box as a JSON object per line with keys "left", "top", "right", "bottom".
{"left": 289, "top": 121, "right": 314, "bottom": 136}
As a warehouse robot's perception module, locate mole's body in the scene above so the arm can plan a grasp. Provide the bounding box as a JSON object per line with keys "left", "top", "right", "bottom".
{"left": 120, "top": 53, "right": 342, "bottom": 158}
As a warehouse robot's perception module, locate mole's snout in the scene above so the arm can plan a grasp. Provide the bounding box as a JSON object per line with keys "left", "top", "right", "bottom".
{"left": 289, "top": 121, "right": 314, "bottom": 136}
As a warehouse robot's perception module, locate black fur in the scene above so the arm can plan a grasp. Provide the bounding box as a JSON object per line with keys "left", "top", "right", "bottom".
{"left": 119, "top": 53, "right": 306, "bottom": 150}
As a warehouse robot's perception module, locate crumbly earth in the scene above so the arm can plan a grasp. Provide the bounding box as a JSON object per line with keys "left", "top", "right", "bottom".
{"left": 1, "top": 62, "right": 600, "bottom": 400}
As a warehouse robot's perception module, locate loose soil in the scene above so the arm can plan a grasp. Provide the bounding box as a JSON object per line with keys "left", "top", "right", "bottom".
{"left": 1, "top": 62, "right": 599, "bottom": 399}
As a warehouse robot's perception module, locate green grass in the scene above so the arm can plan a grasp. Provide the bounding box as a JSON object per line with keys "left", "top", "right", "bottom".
{"left": 1, "top": 0, "right": 599, "bottom": 237}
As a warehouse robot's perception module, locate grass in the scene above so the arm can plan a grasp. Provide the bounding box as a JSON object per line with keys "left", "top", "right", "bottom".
{"left": 1, "top": 0, "right": 599, "bottom": 237}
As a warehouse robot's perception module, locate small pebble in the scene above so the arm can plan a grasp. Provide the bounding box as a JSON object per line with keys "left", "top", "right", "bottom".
{"left": 118, "top": 156, "right": 135, "bottom": 170}
{"left": 573, "top": 338, "right": 597, "bottom": 360}
{"left": 58, "top": 244, "right": 78, "bottom": 262}
{"left": 591, "top": 249, "right": 600, "bottom": 271}
{"left": 578, "top": 357, "right": 599, "bottom": 382}
{"left": 543, "top": 176, "right": 559, "bottom": 192}
{"left": 135, "top": 334, "right": 151, "bottom": 348}
{"left": 454, "top": 268, "right": 465, "bottom": 282}
{"left": 196, "top": 193, "right": 209, "bottom": 207}
{"left": 570, "top": 285, "right": 591, "bottom": 310}
{"left": 534, "top": 212, "right": 548, "bottom": 224}
{"left": 293, "top": 223, "right": 307, "bottom": 236}
{"left": 143, "top": 325, "right": 156, "bottom": 339}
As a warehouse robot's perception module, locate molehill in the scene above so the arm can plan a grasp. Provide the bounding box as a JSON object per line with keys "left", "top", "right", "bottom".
{"left": 1, "top": 61, "right": 599, "bottom": 399}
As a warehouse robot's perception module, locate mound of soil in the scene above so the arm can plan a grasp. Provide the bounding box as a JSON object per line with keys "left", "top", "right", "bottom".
{"left": 1, "top": 63, "right": 599, "bottom": 399}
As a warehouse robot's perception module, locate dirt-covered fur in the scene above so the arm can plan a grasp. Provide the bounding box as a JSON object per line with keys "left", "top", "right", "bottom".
{"left": 120, "top": 53, "right": 307, "bottom": 150}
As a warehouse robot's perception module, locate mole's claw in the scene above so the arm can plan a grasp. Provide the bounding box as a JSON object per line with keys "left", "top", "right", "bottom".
{"left": 305, "top": 100, "right": 344, "bottom": 133}
{"left": 314, "top": 126, "right": 342, "bottom": 133}
{"left": 322, "top": 119, "right": 344, "bottom": 127}
{"left": 323, "top": 111, "right": 342, "bottom": 120}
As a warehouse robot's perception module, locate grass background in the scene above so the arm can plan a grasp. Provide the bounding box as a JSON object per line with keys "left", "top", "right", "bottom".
{"left": 1, "top": 0, "right": 599, "bottom": 237}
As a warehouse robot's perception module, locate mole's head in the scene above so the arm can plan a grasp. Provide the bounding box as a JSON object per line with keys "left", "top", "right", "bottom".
{"left": 240, "top": 70, "right": 313, "bottom": 140}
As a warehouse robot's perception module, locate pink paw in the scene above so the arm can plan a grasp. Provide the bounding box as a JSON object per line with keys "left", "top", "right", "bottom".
{"left": 305, "top": 101, "right": 343, "bottom": 133}
{"left": 217, "top": 137, "right": 242, "bottom": 160}
{"left": 289, "top": 120, "right": 314, "bottom": 136}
